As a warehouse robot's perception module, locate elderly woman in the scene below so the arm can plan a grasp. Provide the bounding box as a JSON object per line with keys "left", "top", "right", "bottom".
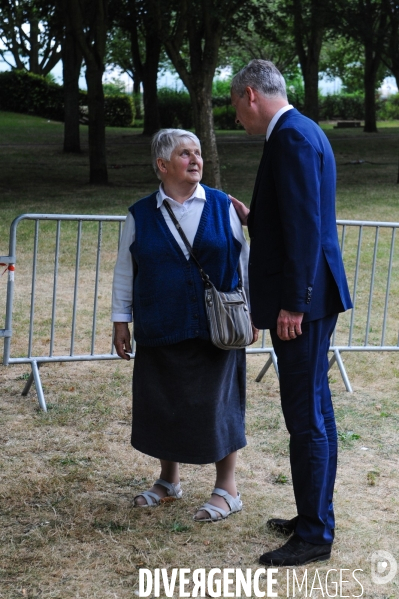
{"left": 111, "top": 128, "right": 256, "bottom": 522}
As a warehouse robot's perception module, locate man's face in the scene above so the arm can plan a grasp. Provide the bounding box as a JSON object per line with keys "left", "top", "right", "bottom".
{"left": 231, "top": 89, "right": 263, "bottom": 135}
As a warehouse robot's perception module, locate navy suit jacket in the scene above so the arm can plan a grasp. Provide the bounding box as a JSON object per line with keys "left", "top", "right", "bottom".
{"left": 248, "top": 108, "right": 352, "bottom": 330}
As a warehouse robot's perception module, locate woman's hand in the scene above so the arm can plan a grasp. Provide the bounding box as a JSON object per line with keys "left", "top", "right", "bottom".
{"left": 250, "top": 321, "right": 259, "bottom": 345}
{"left": 228, "top": 194, "right": 250, "bottom": 226}
{"left": 113, "top": 322, "right": 132, "bottom": 360}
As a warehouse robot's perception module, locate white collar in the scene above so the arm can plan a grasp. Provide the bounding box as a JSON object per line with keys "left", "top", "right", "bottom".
{"left": 157, "top": 183, "right": 206, "bottom": 208}
{"left": 266, "top": 105, "right": 294, "bottom": 141}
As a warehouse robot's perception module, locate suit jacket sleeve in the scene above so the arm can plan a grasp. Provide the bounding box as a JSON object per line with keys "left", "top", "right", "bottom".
{"left": 271, "top": 127, "right": 323, "bottom": 313}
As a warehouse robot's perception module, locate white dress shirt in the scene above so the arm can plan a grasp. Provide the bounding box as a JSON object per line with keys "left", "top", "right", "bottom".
{"left": 111, "top": 183, "right": 250, "bottom": 322}
{"left": 266, "top": 104, "right": 294, "bottom": 140}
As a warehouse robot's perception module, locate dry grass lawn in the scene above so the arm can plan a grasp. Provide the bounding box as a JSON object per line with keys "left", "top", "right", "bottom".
{"left": 1, "top": 113, "right": 399, "bottom": 598}
{"left": 0, "top": 353, "right": 398, "bottom": 598}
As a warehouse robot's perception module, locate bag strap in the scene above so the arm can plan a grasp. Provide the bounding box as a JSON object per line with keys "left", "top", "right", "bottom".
{"left": 163, "top": 199, "right": 212, "bottom": 287}
{"left": 162, "top": 199, "right": 243, "bottom": 291}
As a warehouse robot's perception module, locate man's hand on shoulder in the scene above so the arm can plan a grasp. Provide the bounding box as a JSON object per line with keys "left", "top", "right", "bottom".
{"left": 277, "top": 309, "right": 304, "bottom": 341}
{"left": 228, "top": 194, "right": 250, "bottom": 226}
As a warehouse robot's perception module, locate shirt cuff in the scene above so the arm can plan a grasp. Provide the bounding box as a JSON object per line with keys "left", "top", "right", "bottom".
{"left": 111, "top": 313, "right": 133, "bottom": 322}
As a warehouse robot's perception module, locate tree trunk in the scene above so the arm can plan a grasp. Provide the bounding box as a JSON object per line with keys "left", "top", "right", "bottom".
{"left": 189, "top": 82, "right": 220, "bottom": 189}
{"left": 85, "top": 65, "right": 108, "bottom": 184}
{"left": 363, "top": 45, "right": 379, "bottom": 133}
{"left": 302, "top": 58, "right": 320, "bottom": 122}
{"left": 66, "top": 0, "right": 108, "bottom": 184}
{"left": 133, "top": 77, "right": 142, "bottom": 120}
{"left": 29, "top": 16, "right": 40, "bottom": 74}
{"left": 62, "top": 24, "right": 82, "bottom": 153}
{"left": 142, "top": 33, "right": 161, "bottom": 135}
{"left": 292, "top": 0, "right": 326, "bottom": 123}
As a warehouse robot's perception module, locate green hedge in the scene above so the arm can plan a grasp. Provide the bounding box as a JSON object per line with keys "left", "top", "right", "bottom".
{"left": 319, "top": 93, "right": 366, "bottom": 120}
{"left": 1, "top": 71, "right": 397, "bottom": 128}
{"left": 0, "top": 69, "right": 135, "bottom": 127}
{"left": 104, "top": 95, "right": 135, "bottom": 127}
{"left": 378, "top": 94, "right": 399, "bottom": 120}
{"left": 0, "top": 70, "right": 65, "bottom": 120}
{"left": 158, "top": 88, "right": 193, "bottom": 129}
{"left": 213, "top": 105, "right": 241, "bottom": 130}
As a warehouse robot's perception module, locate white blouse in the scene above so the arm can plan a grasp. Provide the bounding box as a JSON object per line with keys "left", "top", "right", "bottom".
{"left": 111, "top": 183, "right": 250, "bottom": 322}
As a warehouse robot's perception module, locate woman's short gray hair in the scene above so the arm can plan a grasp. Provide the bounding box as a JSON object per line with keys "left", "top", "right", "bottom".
{"left": 231, "top": 59, "right": 287, "bottom": 100}
{"left": 151, "top": 129, "right": 201, "bottom": 178}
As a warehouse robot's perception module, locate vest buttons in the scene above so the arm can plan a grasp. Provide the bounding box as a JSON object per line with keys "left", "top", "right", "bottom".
{"left": 194, "top": 313, "right": 198, "bottom": 319}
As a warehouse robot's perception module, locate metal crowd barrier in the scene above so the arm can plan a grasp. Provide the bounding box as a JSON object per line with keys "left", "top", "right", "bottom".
{"left": 1, "top": 215, "right": 398, "bottom": 410}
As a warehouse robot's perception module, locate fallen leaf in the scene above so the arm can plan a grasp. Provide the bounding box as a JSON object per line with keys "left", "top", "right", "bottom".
{"left": 160, "top": 497, "right": 177, "bottom": 504}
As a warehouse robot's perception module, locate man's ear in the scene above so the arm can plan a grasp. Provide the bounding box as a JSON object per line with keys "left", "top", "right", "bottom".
{"left": 157, "top": 157, "right": 167, "bottom": 173}
{"left": 245, "top": 86, "right": 257, "bottom": 104}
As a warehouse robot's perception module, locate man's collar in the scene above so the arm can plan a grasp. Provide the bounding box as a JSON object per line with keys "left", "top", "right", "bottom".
{"left": 157, "top": 183, "right": 206, "bottom": 208}
{"left": 266, "top": 105, "right": 294, "bottom": 140}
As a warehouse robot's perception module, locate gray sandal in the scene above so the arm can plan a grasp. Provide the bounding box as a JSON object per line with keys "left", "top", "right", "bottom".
{"left": 193, "top": 488, "right": 242, "bottom": 522}
{"left": 133, "top": 478, "right": 182, "bottom": 507}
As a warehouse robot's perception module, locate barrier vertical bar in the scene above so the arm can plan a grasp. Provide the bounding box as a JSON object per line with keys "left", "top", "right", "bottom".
{"left": 364, "top": 227, "right": 379, "bottom": 345}
{"left": 28, "top": 220, "right": 40, "bottom": 358}
{"left": 381, "top": 228, "right": 396, "bottom": 346}
{"left": 110, "top": 221, "right": 124, "bottom": 355}
{"left": 349, "top": 226, "right": 363, "bottom": 345}
{"left": 332, "top": 224, "right": 347, "bottom": 347}
{"left": 91, "top": 221, "right": 102, "bottom": 355}
{"left": 2, "top": 265, "right": 15, "bottom": 366}
{"left": 70, "top": 220, "right": 82, "bottom": 356}
{"left": 49, "top": 220, "right": 61, "bottom": 357}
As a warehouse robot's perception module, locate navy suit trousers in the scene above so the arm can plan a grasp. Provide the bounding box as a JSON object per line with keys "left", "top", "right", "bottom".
{"left": 270, "top": 313, "right": 338, "bottom": 545}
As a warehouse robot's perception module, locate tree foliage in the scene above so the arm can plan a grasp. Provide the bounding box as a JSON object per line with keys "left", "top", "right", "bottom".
{"left": 331, "top": 0, "right": 389, "bottom": 132}
{"left": 0, "top": 0, "right": 62, "bottom": 75}
{"left": 149, "top": 0, "right": 250, "bottom": 187}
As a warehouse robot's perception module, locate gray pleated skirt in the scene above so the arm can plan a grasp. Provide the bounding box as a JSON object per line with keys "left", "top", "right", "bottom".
{"left": 131, "top": 338, "right": 246, "bottom": 464}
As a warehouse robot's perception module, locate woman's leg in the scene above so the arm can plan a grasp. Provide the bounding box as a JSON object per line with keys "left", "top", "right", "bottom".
{"left": 134, "top": 460, "right": 180, "bottom": 506}
{"left": 194, "top": 451, "right": 238, "bottom": 520}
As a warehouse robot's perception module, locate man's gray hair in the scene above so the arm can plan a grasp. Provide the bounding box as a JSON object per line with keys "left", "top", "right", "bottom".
{"left": 231, "top": 59, "right": 287, "bottom": 100}
{"left": 151, "top": 128, "right": 201, "bottom": 178}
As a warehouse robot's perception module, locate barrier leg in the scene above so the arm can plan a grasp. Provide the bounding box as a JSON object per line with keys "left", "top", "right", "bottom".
{"left": 22, "top": 362, "right": 47, "bottom": 411}
{"left": 21, "top": 369, "right": 35, "bottom": 396}
{"left": 331, "top": 349, "right": 353, "bottom": 393}
{"left": 255, "top": 350, "right": 279, "bottom": 382}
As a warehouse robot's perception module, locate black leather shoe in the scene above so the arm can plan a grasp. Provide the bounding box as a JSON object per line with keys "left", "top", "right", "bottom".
{"left": 259, "top": 534, "right": 332, "bottom": 566}
{"left": 267, "top": 516, "right": 335, "bottom": 540}
{"left": 267, "top": 515, "right": 298, "bottom": 535}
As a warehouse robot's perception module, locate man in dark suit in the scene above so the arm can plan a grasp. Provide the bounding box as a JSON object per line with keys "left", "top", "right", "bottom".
{"left": 230, "top": 60, "right": 352, "bottom": 566}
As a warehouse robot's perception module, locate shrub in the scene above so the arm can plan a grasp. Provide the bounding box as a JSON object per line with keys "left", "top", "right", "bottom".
{"left": 158, "top": 88, "right": 193, "bottom": 129}
{"left": 378, "top": 93, "right": 399, "bottom": 120}
{"left": 213, "top": 105, "right": 240, "bottom": 130}
{"left": 212, "top": 78, "right": 231, "bottom": 109}
{"left": 104, "top": 94, "right": 135, "bottom": 127}
{"left": 0, "top": 69, "right": 60, "bottom": 118}
{"left": 286, "top": 78, "right": 305, "bottom": 112}
{"left": 103, "top": 78, "right": 127, "bottom": 96}
{"left": 319, "top": 93, "right": 366, "bottom": 120}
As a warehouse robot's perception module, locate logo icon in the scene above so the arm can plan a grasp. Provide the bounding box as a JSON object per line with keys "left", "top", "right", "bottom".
{"left": 371, "top": 550, "right": 397, "bottom": 584}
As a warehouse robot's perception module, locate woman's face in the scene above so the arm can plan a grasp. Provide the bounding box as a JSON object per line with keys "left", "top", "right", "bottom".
{"left": 158, "top": 140, "right": 203, "bottom": 186}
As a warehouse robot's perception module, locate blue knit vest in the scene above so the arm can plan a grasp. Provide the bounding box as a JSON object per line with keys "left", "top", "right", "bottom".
{"left": 129, "top": 185, "right": 242, "bottom": 346}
